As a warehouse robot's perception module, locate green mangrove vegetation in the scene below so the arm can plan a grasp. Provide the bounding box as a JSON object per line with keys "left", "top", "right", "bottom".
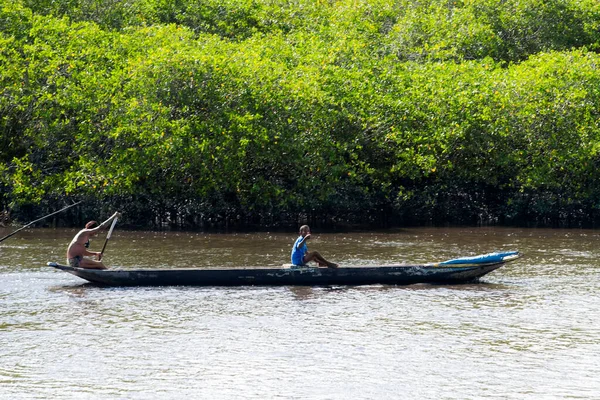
{"left": 1, "top": 0, "right": 600, "bottom": 229}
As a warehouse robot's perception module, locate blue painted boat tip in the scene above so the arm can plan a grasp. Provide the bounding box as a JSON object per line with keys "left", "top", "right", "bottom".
{"left": 438, "top": 251, "right": 521, "bottom": 266}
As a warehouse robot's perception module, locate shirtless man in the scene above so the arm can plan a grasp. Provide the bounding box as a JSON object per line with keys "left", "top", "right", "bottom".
{"left": 291, "top": 225, "right": 338, "bottom": 268}
{"left": 66, "top": 212, "right": 120, "bottom": 269}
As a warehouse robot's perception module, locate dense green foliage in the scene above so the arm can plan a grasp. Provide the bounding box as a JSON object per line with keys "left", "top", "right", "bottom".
{"left": 2, "top": 0, "right": 600, "bottom": 228}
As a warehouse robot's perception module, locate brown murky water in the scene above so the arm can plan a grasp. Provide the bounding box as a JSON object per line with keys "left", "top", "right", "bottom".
{"left": 1, "top": 227, "right": 599, "bottom": 399}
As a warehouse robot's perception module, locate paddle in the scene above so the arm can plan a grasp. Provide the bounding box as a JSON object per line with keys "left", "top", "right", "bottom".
{"left": 98, "top": 217, "right": 118, "bottom": 261}
{"left": 0, "top": 201, "right": 83, "bottom": 243}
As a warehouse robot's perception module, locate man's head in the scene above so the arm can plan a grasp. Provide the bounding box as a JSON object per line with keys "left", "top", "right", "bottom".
{"left": 299, "top": 225, "right": 310, "bottom": 236}
{"left": 85, "top": 221, "right": 98, "bottom": 230}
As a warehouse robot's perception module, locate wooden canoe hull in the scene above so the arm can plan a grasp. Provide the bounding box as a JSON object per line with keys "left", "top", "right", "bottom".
{"left": 47, "top": 262, "right": 510, "bottom": 287}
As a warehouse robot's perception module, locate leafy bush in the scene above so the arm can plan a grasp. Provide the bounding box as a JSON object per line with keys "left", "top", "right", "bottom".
{"left": 1, "top": 0, "right": 600, "bottom": 228}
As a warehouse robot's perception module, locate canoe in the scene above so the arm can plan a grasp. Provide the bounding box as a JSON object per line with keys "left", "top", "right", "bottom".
{"left": 47, "top": 251, "right": 521, "bottom": 287}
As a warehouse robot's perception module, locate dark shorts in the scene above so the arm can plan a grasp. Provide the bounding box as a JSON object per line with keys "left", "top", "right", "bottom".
{"left": 68, "top": 255, "right": 82, "bottom": 268}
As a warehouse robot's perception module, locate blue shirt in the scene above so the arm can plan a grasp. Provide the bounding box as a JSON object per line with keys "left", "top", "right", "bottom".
{"left": 291, "top": 236, "right": 307, "bottom": 266}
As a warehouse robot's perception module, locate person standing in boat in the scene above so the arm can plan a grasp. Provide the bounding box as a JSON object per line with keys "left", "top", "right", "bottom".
{"left": 66, "top": 211, "right": 120, "bottom": 269}
{"left": 291, "top": 225, "right": 338, "bottom": 268}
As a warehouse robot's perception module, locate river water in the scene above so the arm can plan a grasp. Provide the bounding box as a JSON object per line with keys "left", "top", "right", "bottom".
{"left": 1, "top": 227, "right": 598, "bottom": 399}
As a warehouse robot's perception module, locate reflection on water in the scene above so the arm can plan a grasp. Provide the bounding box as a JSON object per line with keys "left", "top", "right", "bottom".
{"left": 1, "top": 227, "right": 600, "bottom": 399}
{"left": 47, "top": 284, "right": 95, "bottom": 297}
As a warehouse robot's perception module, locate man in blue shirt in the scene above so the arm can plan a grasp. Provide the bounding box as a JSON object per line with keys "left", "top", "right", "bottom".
{"left": 291, "top": 225, "right": 338, "bottom": 268}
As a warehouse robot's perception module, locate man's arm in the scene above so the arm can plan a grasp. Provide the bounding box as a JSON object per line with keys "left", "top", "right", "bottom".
{"left": 83, "top": 249, "right": 101, "bottom": 258}
{"left": 90, "top": 212, "right": 121, "bottom": 233}
{"left": 297, "top": 234, "right": 310, "bottom": 249}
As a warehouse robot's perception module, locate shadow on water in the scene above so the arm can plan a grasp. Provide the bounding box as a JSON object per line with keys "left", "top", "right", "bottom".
{"left": 285, "top": 280, "right": 515, "bottom": 300}
{"left": 47, "top": 283, "right": 99, "bottom": 297}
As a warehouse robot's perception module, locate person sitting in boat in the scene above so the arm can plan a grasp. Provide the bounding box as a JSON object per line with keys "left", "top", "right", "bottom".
{"left": 66, "top": 212, "right": 120, "bottom": 270}
{"left": 291, "top": 225, "right": 338, "bottom": 268}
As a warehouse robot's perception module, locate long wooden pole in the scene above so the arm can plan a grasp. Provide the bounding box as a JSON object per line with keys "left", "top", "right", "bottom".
{"left": 98, "top": 217, "right": 118, "bottom": 261}
{"left": 0, "top": 201, "right": 83, "bottom": 243}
